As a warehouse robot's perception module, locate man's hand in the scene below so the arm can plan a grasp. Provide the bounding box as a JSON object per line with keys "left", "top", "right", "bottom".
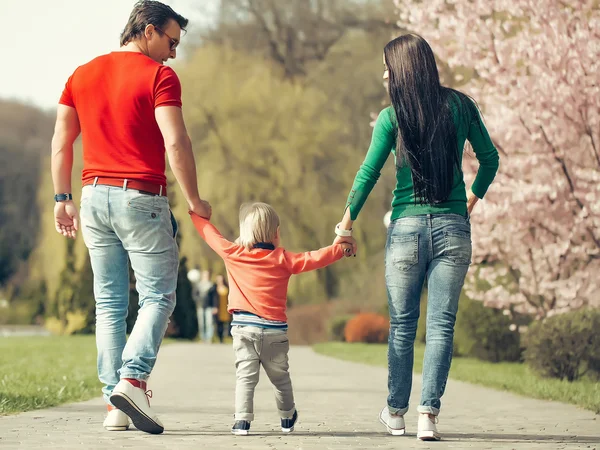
{"left": 467, "top": 189, "right": 479, "bottom": 215}
{"left": 190, "top": 199, "right": 212, "bottom": 219}
{"left": 54, "top": 200, "right": 79, "bottom": 239}
{"left": 334, "top": 235, "right": 357, "bottom": 257}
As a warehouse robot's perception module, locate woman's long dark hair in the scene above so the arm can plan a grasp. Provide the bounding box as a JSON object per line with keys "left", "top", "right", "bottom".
{"left": 384, "top": 34, "right": 477, "bottom": 205}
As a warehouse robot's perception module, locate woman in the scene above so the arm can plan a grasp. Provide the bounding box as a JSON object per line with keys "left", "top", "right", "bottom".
{"left": 334, "top": 34, "right": 499, "bottom": 440}
{"left": 214, "top": 274, "right": 232, "bottom": 343}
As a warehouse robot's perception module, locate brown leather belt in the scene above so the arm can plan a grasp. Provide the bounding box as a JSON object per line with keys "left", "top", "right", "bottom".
{"left": 82, "top": 177, "right": 167, "bottom": 197}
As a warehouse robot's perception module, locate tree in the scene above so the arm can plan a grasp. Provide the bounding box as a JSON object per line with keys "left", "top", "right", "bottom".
{"left": 48, "top": 240, "right": 95, "bottom": 334}
{"left": 176, "top": 44, "right": 393, "bottom": 303}
{"left": 394, "top": 0, "right": 600, "bottom": 317}
{"left": 203, "top": 0, "right": 398, "bottom": 77}
{"left": 73, "top": 253, "right": 96, "bottom": 333}
{"left": 0, "top": 101, "right": 52, "bottom": 287}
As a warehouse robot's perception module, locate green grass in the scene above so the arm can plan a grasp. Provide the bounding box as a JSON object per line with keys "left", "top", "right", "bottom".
{"left": 0, "top": 336, "right": 100, "bottom": 415}
{"left": 313, "top": 342, "right": 600, "bottom": 414}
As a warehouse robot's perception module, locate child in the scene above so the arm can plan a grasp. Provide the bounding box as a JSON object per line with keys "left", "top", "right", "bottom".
{"left": 189, "top": 202, "right": 352, "bottom": 435}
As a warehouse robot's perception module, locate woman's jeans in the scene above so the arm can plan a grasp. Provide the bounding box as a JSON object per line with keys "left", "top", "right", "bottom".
{"left": 385, "top": 214, "right": 471, "bottom": 416}
{"left": 80, "top": 184, "right": 179, "bottom": 404}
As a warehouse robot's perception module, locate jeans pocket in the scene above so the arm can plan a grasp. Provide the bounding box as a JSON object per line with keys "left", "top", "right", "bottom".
{"left": 390, "top": 234, "right": 419, "bottom": 271}
{"left": 443, "top": 230, "right": 472, "bottom": 265}
{"left": 233, "top": 333, "right": 256, "bottom": 361}
{"left": 127, "top": 194, "right": 161, "bottom": 214}
{"left": 270, "top": 341, "right": 289, "bottom": 364}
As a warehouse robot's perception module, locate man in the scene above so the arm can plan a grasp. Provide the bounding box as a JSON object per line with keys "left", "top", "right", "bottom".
{"left": 195, "top": 269, "right": 217, "bottom": 343}
{"left": 50, "top": 0, "right": 210, "bottom": 435}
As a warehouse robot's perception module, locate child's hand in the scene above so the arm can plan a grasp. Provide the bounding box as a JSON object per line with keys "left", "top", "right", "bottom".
{"left": 340, "top": 242, "right": 354, "bottom": 257}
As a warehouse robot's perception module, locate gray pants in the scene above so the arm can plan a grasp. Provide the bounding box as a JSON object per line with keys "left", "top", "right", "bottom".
{"left": 231, "top": 325, "right": 296, "bottom": 421}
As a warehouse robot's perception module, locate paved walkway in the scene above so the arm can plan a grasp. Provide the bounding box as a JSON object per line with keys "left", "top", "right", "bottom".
{"left": 1, "top": 343, "right": 599, "bottom": 449}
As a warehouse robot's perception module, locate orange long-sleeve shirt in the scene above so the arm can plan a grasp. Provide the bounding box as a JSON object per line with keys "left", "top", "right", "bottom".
{"left": 190, "top": 214, "right": 344, "bottom": 322}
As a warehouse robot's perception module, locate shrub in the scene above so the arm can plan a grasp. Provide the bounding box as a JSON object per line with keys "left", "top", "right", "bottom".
{"left": 44, "top": 317, "right": 65, "bottom": 335}
{"left": 328, "top": 315, "right": 353, "bottom": 341}
{"left": 65, "top": 310, "right": 89, "bottom": 335}
{"left": 287, "top": 303, "right": 332, "bottom": 345}
{"left": 525, "top": 308, "right": 600, "bottom": 382}
{"left": 344, "top": 313, "right": 389, "bottom": 343}
{"left": 454, "top": 296, "right": 522, "bottom": 362}
{"left": 588, "top": 356, "right": 600, "bottom": 381}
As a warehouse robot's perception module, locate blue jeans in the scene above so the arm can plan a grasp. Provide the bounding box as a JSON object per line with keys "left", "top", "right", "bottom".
{"left": 385, "top": 214, "right": 471, "bottom": 416}
{"left": 197, "top": 307, "right": 215, "bottom": 342}
{"left": 80, "top": 184, "right": 179, "bottom": 404}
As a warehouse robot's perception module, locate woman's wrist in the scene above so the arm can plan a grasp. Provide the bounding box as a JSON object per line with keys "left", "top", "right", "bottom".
{"left": 335, "top": 223, "right": 353, "bottom": 237}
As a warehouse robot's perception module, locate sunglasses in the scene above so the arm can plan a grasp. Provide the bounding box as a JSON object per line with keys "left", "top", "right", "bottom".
{"left": 155, "top": 26, "right": 179, "bottom": 51}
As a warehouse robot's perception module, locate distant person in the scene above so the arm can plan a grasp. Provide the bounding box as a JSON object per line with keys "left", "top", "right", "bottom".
{"left": 214, "top": 274, "right": 231, "bottom": 343}
{"left": 333, "top": 34, "right": 499, "bottom": 440}
{"left": 196, "top": 269, "right": 217, "bottom": 342}
{"left": 189, "top": 202, "right": 353, "bottom": 435}
{"left": 50, "top": 0, "right": 211, "bottom": 435}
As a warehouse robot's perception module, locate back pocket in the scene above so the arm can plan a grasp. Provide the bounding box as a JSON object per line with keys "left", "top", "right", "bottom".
{"left": 443, "top": 231, "right": 472, "bottom": 265}
{"left": 127, "top": 194, "right": 161, "bottom": 214}
{"left": 390, "top": 234, "right": 419, "bottom": 271}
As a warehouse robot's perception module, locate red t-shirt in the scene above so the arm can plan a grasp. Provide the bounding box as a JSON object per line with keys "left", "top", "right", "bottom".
{"left": 59, "top": 52, "right": 182, "bottom": 187}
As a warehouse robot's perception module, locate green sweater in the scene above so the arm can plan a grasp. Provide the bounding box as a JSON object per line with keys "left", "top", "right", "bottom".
{"left": 346, "top": 100, "right": 499, "bottom": 221}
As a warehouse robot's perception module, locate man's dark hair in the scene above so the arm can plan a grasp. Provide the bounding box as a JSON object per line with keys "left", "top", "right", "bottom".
{"left": 120, "top": 1, "right": 189, "bottom": 46}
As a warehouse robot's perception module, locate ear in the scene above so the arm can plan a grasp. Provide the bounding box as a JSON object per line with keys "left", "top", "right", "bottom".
{"left": 144, "top": 24, "right": 155, "bottom": 40}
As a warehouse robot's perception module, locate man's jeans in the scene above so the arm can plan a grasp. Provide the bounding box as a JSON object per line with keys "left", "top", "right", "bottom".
{"left": 80, "top": 185, "right": 178, "bottom": 404}
{"left": 231, "top": 325, "right": 296, "bottom": 421}
{"left": 385, "top": 214, "right": 471, "bottom": 416}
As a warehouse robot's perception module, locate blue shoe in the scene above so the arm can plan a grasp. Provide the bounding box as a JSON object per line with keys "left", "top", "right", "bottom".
{"left": 231, "top": 420, "right": 251, "bottom": 435}
{"left": 281, "top": 410, "right": 298, "bottom": 433}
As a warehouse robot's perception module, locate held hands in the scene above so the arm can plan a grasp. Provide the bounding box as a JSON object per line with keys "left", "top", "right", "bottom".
{"left": 334, "top": 235, "right": 357, "bottom": 257}
{"left": 54, "top": 200, "right": 79, "bottom": 239}
{"left": 189, "top": 199, "right": 212, "bottom": 220}
{"left": 340, "top": 242, "right": 354, "bottom": 257}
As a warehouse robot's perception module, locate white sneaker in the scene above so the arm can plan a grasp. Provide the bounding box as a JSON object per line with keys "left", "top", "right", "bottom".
{"left": 378, "top": 407, "right": 405, "bottom": 436}
{"left": 417, "top": 413, "right": 440, "bottom": 441}
{"left": 110, "top": 379, "right": 164, "bottom": 434}
{"left": 103, "top": 407, "right": 130, "bottom": 431}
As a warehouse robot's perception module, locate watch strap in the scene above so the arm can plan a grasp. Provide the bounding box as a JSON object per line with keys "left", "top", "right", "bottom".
{"left": 54, "top": 193, "right": 73, "bottom": 202}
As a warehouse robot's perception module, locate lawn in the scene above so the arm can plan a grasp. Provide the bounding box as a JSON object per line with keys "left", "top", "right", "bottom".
{"left": 313, "top": 342, "right": 600, "bottom": 414}
{"left": 0, "top": 335, "right": 100, "bottom": 415}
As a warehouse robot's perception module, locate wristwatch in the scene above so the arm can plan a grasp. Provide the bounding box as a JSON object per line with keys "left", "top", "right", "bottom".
{"left": 54, "top": 193, "right": 73, "bottom": 202}
{"left": 334, "top": 223, "right": 352, "bottom": 237}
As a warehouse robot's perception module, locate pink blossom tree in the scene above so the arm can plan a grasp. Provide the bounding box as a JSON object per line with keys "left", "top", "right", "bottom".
{"left": 393, "top": 0, "right": 600, "bottom": 317}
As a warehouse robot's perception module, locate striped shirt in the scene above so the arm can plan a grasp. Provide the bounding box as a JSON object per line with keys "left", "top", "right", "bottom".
{"left": 231, "top": 311, "right": 288, "bottom": 330}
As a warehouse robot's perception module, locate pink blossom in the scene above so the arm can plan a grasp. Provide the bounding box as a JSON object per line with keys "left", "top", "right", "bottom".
{"left": 394, "top": 0, "right": 600, "bottom": 316}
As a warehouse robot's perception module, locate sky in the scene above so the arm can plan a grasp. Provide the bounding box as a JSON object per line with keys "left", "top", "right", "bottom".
{"left": 0, "top": 0, "right": 218, "bottom": 111}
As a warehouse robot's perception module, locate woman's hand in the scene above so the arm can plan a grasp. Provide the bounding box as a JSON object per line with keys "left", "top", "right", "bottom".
{"left": 467, "top": 189, "right": 479, "bottom": 215}
{"left": 334, "top": 235, "right": 357, "bottom": 257}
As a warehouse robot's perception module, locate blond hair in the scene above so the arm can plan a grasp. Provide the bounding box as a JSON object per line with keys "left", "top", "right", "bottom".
{"left": 236, "top": 202, "right": 280, "bottom": 250}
